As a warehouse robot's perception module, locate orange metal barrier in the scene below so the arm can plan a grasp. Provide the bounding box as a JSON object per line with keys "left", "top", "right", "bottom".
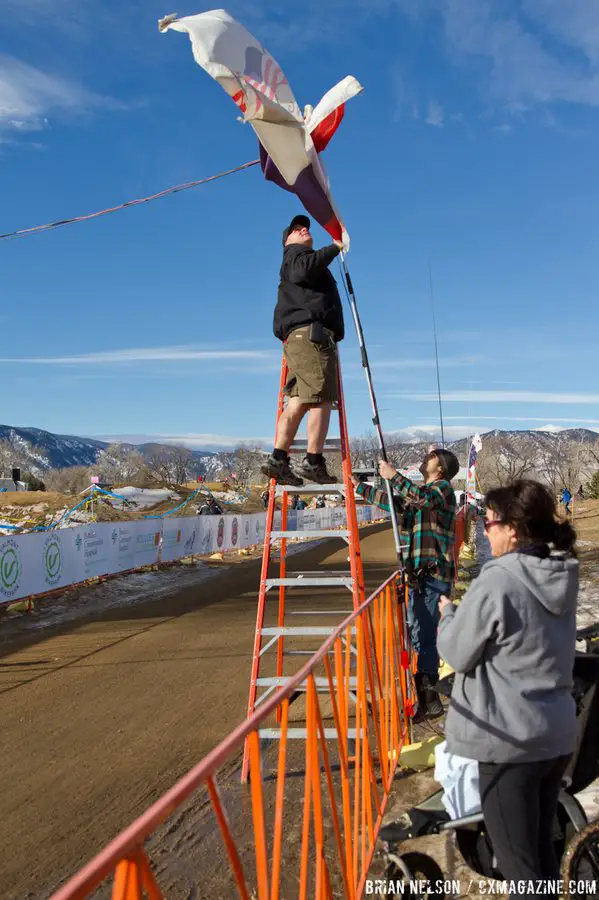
{"left": 50, "top": 570, "right": 413, "bottom": 900}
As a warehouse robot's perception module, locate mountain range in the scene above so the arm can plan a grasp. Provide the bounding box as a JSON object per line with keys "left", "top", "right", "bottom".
{"left": 0, "top": 424, "right": 597, "bottom": 478}
{"left": 0, "top": 425, "right": 218, "bottom": 476}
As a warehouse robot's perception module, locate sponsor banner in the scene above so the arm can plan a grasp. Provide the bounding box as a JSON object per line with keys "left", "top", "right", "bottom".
{"left": 79, "top": 523, "right": 114, "bottom": 579}
{"left": 0, "top": 504, "right": 392, "bottom": 605}
{"left": 160, "top": 521, "right": 185, "bottom": 564}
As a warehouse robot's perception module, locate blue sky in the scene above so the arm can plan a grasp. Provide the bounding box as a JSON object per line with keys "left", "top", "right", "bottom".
{"left": 2, "top": 0, "right": 599, "bottom": 449}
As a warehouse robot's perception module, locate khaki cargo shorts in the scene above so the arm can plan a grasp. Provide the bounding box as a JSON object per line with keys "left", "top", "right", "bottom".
{"left": 283, "top": 325, "right": 339, "bottom": 404}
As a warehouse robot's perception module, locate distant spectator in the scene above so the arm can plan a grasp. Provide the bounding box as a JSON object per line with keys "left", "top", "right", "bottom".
{"left": 561, "top": 487, "right": 572, "bottom": 516}
{"left": 261, "top": 489, "right": 269, "bottom": 509}
{"left": 576, "top": 484, "right": 585, "bottom": 500}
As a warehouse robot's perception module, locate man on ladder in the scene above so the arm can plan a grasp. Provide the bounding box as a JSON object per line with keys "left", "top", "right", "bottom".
{"left": 352, "top": 448, "right": 459, "bottom": 720}
{"left": 261, "top": 214, "right": 344, "bottom": 487}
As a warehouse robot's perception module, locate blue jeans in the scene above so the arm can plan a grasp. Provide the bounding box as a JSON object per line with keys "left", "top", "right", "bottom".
{"left": 408, "top": 575, "right": 452, "bottom": 679}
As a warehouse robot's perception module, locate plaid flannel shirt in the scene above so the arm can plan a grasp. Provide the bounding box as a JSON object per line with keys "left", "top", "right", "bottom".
{"left": 356, "top": 473, "right": 457, "bottom": 582}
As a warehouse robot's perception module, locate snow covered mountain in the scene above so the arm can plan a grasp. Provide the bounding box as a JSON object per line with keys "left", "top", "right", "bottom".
{"left": 0, "top": 425, "right": 218, "bottom": 475}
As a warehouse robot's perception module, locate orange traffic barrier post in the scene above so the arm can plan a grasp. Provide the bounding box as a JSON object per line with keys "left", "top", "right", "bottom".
{"left": 50, "top": 570, "right": 412, "bottom": 900}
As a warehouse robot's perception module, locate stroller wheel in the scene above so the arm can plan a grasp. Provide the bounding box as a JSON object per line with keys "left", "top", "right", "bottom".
{"left": 384, "top": 851, "right": 446, "bottom": 898}
{"left": 561, "top": 821, "right": 599, "bottom": 893}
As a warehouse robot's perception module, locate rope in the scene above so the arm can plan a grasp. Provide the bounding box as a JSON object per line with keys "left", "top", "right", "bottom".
{"left": 0, "top": 160, "right": 259, "bottom": 242}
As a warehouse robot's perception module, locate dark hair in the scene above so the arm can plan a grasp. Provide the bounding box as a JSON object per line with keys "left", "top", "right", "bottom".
{"left": 485, "top": 479, "right": 577, "bottom": 557}
{"left": 433, "top": 448, "right": 460, "bottom": 481}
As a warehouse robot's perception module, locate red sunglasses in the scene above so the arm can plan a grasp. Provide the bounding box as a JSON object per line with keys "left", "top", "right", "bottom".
{"left": 484, "top": 519, "right": 504, "bottom": 533}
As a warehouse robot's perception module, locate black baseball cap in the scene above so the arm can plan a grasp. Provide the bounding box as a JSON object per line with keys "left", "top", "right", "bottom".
{"left": 433, "top": 448, "right": 460, "bottom": 481}
{"left": 282, "top": 214, "right": 310, "bottom": 246}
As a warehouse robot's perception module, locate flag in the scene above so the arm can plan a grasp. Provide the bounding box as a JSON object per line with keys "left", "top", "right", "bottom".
{"left": 466, "top": 434, "right": 482, "bottom": 501}
{"left": 159, "top": 10, "right": 362, "bottom": 248}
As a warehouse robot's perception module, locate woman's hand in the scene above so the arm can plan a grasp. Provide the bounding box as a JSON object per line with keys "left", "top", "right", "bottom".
{"left": 439, "top": 594, "right": 454, "bottom": 615}
{"left": 378, "top": 460, "right": 397, "bottom": 481}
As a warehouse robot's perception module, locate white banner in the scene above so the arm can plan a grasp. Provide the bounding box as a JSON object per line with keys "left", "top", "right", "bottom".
{"left": 0, "top": 505, "right": 390, "bottom": 605}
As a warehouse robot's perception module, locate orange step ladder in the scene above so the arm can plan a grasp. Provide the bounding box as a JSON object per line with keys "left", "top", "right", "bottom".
{"left": 242, "top": 351, "right": 367, "bottom": 781}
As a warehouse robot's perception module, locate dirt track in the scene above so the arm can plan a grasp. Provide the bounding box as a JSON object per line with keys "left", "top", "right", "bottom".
{"left": 0, "top": 523, "right": 397, "bottom": 899}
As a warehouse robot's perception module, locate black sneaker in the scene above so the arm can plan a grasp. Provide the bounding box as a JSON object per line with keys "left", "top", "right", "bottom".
{"left": 299, "top": 457, "right": 337, "bottom": 485}
{"left": 261, "top": 455, "right": 303, "bottom": 487}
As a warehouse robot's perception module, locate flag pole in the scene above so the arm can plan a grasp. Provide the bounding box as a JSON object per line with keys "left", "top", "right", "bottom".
{"left": 338, "top": 252, "right": 404, "bottom": 562}
{"left": 428, "top": 262, "right": 446, "bottom": 448}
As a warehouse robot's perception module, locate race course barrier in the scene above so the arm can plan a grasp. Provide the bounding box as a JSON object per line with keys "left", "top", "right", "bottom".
{"left": 50, "top": 570, "right": 412, "bottom": 900}
{"left": 0, "top": 505, "right": 388, "bottom": 607}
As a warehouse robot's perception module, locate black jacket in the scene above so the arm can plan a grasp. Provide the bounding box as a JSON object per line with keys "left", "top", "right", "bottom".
{"left": 273, "top": 244, "right": 344, "bottom": 342}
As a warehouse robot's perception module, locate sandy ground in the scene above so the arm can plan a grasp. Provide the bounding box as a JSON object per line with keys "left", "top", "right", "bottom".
{"left": 0, "top": 523, "right": 396, "bottom": 899}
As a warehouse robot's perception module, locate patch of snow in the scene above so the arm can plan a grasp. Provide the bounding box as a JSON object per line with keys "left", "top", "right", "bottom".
{"left": 117, "top": 487, "right": 179, "bottom": 508}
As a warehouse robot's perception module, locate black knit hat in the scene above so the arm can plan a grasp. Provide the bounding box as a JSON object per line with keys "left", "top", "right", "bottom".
{"left": 282, "top": 214, "right": 310, "bottom": 246}
{"left": 433, "top": 448, "right": 460, "bottom": 481}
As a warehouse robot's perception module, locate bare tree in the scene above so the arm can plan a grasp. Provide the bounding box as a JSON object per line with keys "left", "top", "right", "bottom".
{"left": 350, "top": 432, "right": 421, "bottom": 471}
{"left": 96, "top": 444, "right": 146, "bottom": 483}
{"left": 537, "top": 435, "right": 590, "bottom": 495}
{"left": 232, "top": 446, "right": 265, "bottom": 487}
{"left": 45, "top": 466, "right": 95, "bottom": 494}
{"left": 144, "top": 445, "right": 193, "bottom": 485}
{"left": 476, "top": 434, "right": 536, "bottom": 490}
{"left": 0, "top": 438, "right": 34, "bottom": 478}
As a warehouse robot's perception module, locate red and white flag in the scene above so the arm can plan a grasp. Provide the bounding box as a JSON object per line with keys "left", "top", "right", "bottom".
{"left": 160, "top": 9, "right": 362, "bottom": 248}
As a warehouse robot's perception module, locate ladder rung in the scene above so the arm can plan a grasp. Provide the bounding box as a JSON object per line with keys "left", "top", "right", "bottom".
{"left": 260, "top": 728, "right": 358, "bottom": 739}
{"left": 289, "top": 610, "right": 353, "bottom": 615}
{"left": 294, "top": 570, "right": 351, "bottom": 576}
{"left": 270, "top": 530, "right": 350, "bottom": 540}
{"left": 265, "top": 577, "right": 353, "bottom": 588}
{"left": 275, "top": 483, "right": 345, "bottom": 495}
{"left": 261, "top": 626, "right": 356, "bottom": 637}
{"left": 256, "top": 676, "right": 358, "bottom": 688}
{"left": 289, "top": 438, "right": 342, "bottom": 452}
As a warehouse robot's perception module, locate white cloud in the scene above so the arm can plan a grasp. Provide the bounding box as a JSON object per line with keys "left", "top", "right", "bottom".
{"left": 390, "top": 390, "right": 599, "bottom": 404}
{"left": 95, "top": 433, "right": 272, "bottom": 450}
{"left": 393, "top": 0, "right": 599, "bottom": 113}
{"left": 0, "top": 55, "right": 124, "bottom": 137}
{"left": 444, "top": 416, "right": 599, "bottom": 425}
{"left": 389, "top": 423, "right": 486, "bottom": 441}
{"left": 0, "top": 345, "right": 276, "bottom": 365}
{"left": 373, "top": 355, "right": 482, "bottom": 370}
{"left": 425, "top": 99, "right": 444, "bottom": 127}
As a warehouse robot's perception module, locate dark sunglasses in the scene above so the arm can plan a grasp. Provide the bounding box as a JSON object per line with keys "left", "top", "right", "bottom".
{"left": 484, "top": 519, "right": 504, "bottom": 533}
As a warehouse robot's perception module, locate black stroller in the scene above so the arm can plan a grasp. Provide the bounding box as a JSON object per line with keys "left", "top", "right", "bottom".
{"left": 380, "top": 623, "right": 599, "bottom": 894}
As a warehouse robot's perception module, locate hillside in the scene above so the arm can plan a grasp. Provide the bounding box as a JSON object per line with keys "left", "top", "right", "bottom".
{"left": 448, "top": 428, "right": 598, "bottom": 458}
{"left": 0, "top": 425, "right": 218, "bottom": 476}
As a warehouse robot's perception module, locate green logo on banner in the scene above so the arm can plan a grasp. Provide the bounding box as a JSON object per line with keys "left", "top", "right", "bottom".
{"left": 0, "top": 540, "right": 21, "bottom": 597}
{"left": 44, "top": 537, "right": 63, "bottom": 586}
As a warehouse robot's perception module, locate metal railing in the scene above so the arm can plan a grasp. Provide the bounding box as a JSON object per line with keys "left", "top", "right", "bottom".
{"left": 50, "top": 570, "right": 413, "bottom": 900}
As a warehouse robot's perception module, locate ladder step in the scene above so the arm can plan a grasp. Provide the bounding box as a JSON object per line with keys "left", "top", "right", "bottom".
{"left": 289, "top": 438, "right": 342, "bottom": 453}
{"left": 275, "top": 483, "right": 345, "bottom": 495}
{"left": 261, "top": 626, "right": 356, "bottom": 637}
{"left": 289, "top": 610, "right": 353, "bottom": 615}
{"left": 270, "top": 530, "right": 350, "bottom": 540}
{"left": 260, "top": 728, "right": 358, "bottom": 740}
{"left": 265, "top": 577, "right": 353, "bottom": 588}
{"left": 256, "top": 676, "right": 358, "bottom": 688}
{"left": 294, "top": 570, "right": 352, "bottom": 576}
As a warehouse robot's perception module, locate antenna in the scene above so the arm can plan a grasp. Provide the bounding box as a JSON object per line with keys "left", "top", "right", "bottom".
{"left": 428, "top": 262, "right": 446, "bottom": 448}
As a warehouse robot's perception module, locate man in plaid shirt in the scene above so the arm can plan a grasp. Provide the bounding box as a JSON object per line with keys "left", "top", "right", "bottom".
{"left": 352, "top": 448, "right": 459, "bottom": 719}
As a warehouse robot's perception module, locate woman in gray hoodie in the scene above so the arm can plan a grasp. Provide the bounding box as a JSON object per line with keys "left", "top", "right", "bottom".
{"left": 437, "top": 479, "right": 578, "bottom": 884}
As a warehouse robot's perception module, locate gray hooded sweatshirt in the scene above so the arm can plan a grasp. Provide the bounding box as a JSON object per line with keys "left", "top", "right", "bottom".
{"left": 437, "top": 551, "right": 579, "bottom": 764}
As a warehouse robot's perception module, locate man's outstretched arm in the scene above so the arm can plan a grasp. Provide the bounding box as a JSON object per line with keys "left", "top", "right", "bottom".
{"left": 287, "top": 244, "right": 342, "bottom": 284}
